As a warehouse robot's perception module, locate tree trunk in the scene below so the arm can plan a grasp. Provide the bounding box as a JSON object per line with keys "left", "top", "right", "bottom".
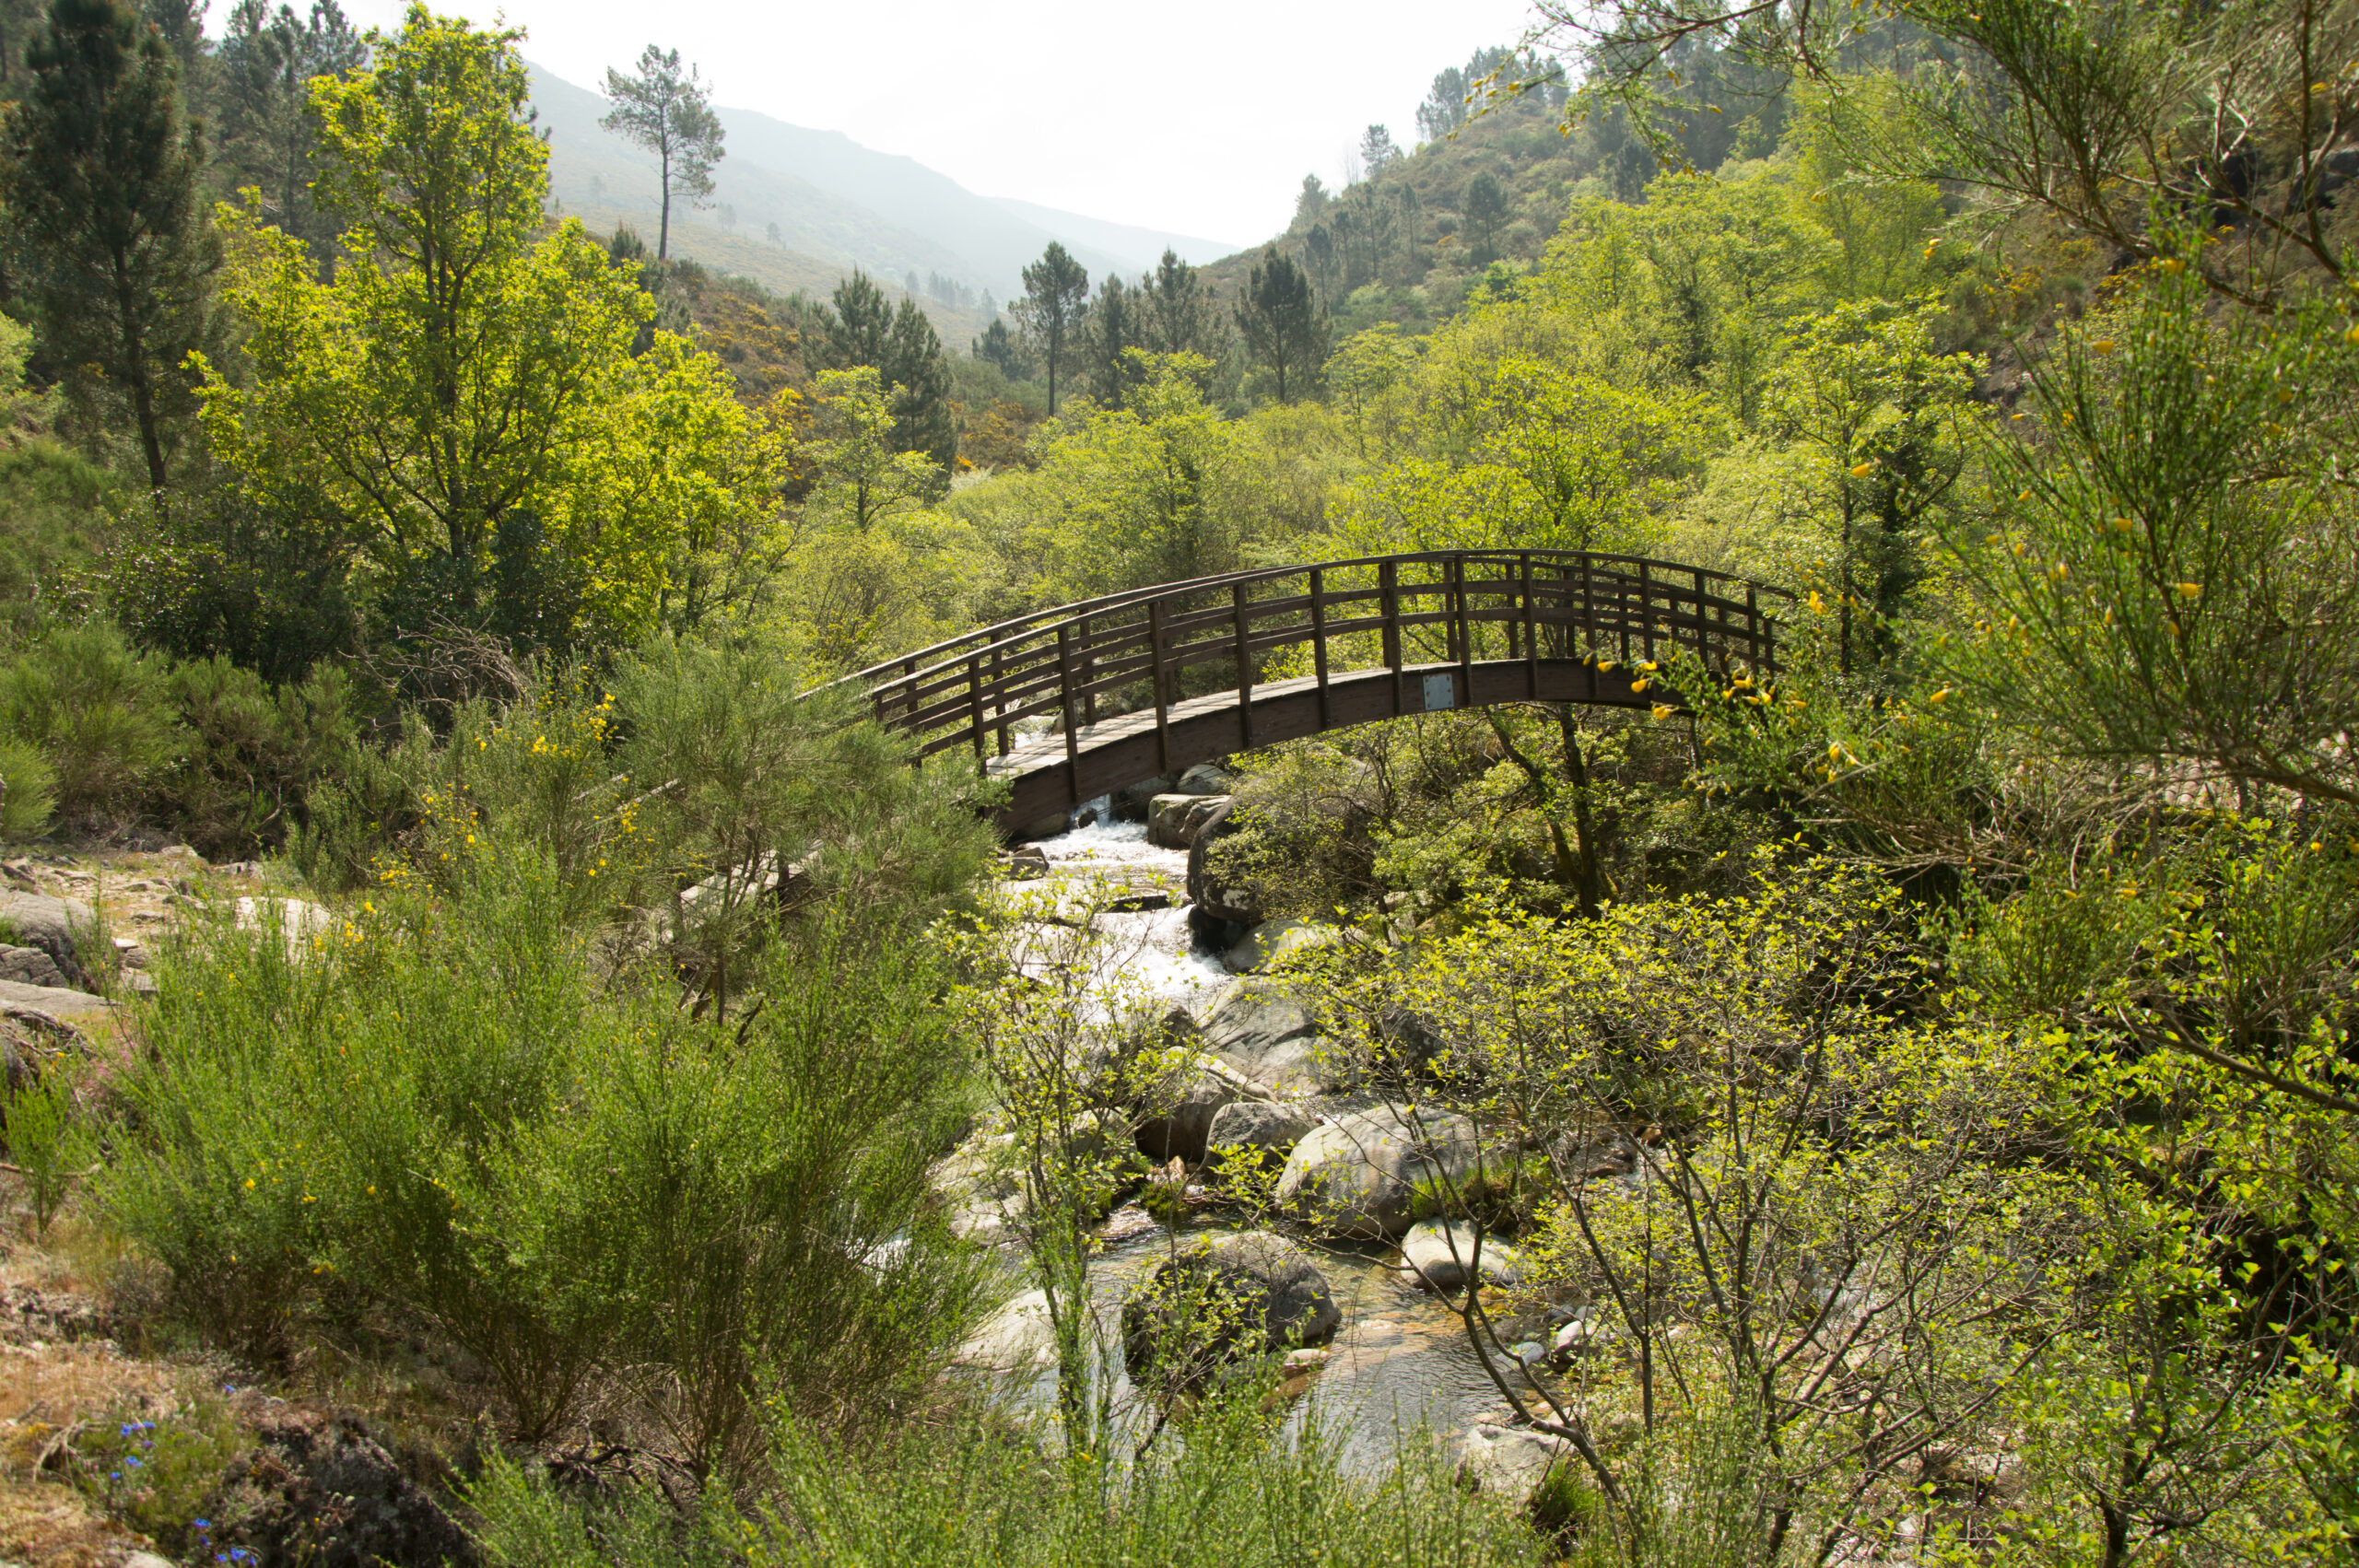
{"left": 114, "top": 252, "right": 167, "bottom": 489}
{"left": 658, "top": 140, "right": 673, "bottom": 260}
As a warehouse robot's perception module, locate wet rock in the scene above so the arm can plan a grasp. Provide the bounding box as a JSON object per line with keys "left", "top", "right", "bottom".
{"left": 1121, "top": 1232, "right": 1340, "bottom": 1383}
{"left": 1174, "top": 763, "right": 1236, "bottom": 796}
{"left": 1224, "top": 918, "right": 1341, "bottom": 975}
{"left": 1133, "top": 1052, "right": 1256, "bottom": 1164}
{"left": 1113, "top": 777, "right": 1174, "bottom": 821}
{"left": 1400, "top": 1220, "right": 1523, "bottom": 1292}
{"left": 1455, "top": 1422, "right": 1579, "bottom": 1505}
{"left": 0, "top": 944, "right": 69, "bottom": 989}
{"left": 1001, "top": 843, "right": 1050, "bottom": 881}
{"left": 1184, "top": 800, "right": 1260, "bottom": 922}
{"left": 1204, "top": 1099, "right": 1317, "bottom": 1164}
{"left": 1201, "top": 983, "right": 1336, "bottom": 1094}
{"left": 0, "top": 889, "right": 96, "bottom": 989}
{"left": 1148, "top": 792, "right": 1230, "bottom": 850}
{"left": 1276, "top": 1106, "right": 1487, "bottom": 1239}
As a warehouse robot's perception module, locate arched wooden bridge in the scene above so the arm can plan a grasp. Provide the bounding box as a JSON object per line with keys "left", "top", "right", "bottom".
{"left": 832, "top": 550, "right": 1791, "bottom": 831}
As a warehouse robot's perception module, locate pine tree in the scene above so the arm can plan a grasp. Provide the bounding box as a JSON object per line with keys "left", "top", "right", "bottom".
{"left": 1141, "top": 248, "right": 1216, "bottom": 357}
{"left": 1083, "top": 272, "right": 1135, "bottom": 408}
{"left": 1015, "top": 240, "right": 1089, "bottom": 415}
{"left": 1235, "top": 246, "right": 1324, "bottom": 404}
{"left": 599, "top": 44, "right": 722, "bottom": 260}
{"left": 1, "top": 0, "right": 217, "bottom": 486}
{"left": 214, "top": 0, "right": 367, "bottom": 262}
{"left": 824, "top": 269, "right": 953, "bottom": 468}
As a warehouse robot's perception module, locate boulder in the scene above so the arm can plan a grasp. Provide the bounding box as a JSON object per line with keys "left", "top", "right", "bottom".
{"left": 1148, "top": 792, "right": 1231, "bottom": 850}
{"left": 930, "top": 1129, "right": 1023, "bottom": 1248}
{"left": 1276, "top": 1106, "right": 1488, "bottom": 1239}
{"left": 952, "top": 1288, "right": 1061, "bottom": 1372}
{"left": 1175, "top": 763, "right": 1236, "bottom": 796}
{"left": 1112, "top": 777, "right": 1174, "bottom": 822}
{"left": 235, "top": 895, "right": 337, "bottom": 962}
{"left": 1201, "top": 982, "right": 1336, "bottom": 1094}
{"left": 1204, "top": 1099, "right": 1318, "bottom": 1164}
{"left": 1012, "top": 808, "right": 1074, "bottom": 842}
{"left": 0, "top": 889, "right": 95, "bottom": 989}
{"left": 1121, "top": 1231, "right": 1340, "bottom": 1383}
{"left": 1400, "top": 1219, "right": 1522, "bottom": 1292}
{"left": 0, "top": 980, "right": 114, "bottom": 1020}
{"left": 1455, "top": 1422, "right": 1579, "bottom": 1507}
{"left": 1133, "top": 1051, "right": 1257, "bottom": 1164}
{"left": 1184, "top": 800, "right": 1260, "bottom": 922}
{"left": 1224, "top": 918, "right": 1341, "bottom": 975}
{"left": 0, "top": 944, "right": 69, "bottom": 990}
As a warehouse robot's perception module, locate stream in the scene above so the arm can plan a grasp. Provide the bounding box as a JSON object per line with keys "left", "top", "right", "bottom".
{"left": 959, "top": 808, "right": 1516, "bottom": 1470}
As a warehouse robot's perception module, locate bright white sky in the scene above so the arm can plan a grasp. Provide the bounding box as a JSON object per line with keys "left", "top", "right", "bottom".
{"left": 329, "top": 0, "right": 1543, "bottom": 244}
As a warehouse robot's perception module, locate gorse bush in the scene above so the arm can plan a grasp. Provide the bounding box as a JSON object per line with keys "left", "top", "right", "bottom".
{"left": 102, "top": 839, "right": 987, "bottom": 1466}
{"left": 468, "top": 1398, "right": 1545, "bottom": 1568}
{"left": 0, "top": 621, "right": 176, "bottom": 828}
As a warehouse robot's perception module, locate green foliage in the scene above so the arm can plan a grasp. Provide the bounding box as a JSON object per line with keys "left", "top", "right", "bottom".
{"left": 0, "top": 0, "right": 217, "bottom": 486}
{"left": 469, "top": 1399, "right": 1543, "bottom": 1568}
{"left": 1235, "top": 246, "right": 1326, "bottom": 404}
{"left": 155, "top": 655, "right": 358, "bottom": 858}
{"left": 69, "top": 1399, "right": 249, "bottom": 1550}
{"left": 0, "top": 733, "right": 56, "bottom": 838}
{"left": 0, "top": 620, "right": 176, "bottom": 826}
{"left": 597, "top": 43, "right": 722, "bottom": 263}
{"left": 4, "top": 1061, "right": 91, "bottom": 1235}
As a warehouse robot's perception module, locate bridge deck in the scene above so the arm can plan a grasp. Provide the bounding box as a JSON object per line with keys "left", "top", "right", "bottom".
{"left": 983, "top": 654, "right": 1656, "bottom": 829}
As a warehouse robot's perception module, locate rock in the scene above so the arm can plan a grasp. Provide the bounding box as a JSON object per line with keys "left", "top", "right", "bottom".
{"left": 1001, "top": 843, "right": 1050, "bottom": 881}
{"left": 0, "top": 944, "right": 68, "bottom": 989}
{"left": 1224, "top": 918, "right": 1341, "bottom": 975}
{"left": 1012, "top": 808, "right": 1074, "bottom": 842}
{"left": 1455, "top": 1422, "right": 1579, "bottom": 1505}
{"left": 123, "top": 1554, "right": 178, "bottom": 1568}
{"left": 1112, "top": 777, "right": 1174, "bottom": 822}
{"left": 111, "top": 935, "right": 149, "bottom": 969}
{"left": 1204, "top": 1099, "right": 1318, "bottom": 1164}
{"left": 1148, "top": 792, "right": 1231, "bottom": 850}
{"left": 1276, "top": 1106, "right": 1489, "bottom": 1239}
{"left": 930, "top": 1129, "right": 1024, "bottom": 1247}
{"left": 1401, "top": 1220, "right": 1523, "bottom": 1292}
{"left": 1133, "top": 1052, "right": 1257, "bottom": 1164}
{"left": 952, "top": 1288, "right": 1061, "bottom": 1372}
{"left": 214, "top": 1408, "right": 475, "bottom": 1568}
{"left": 1184, "top": 800, "right": 1260, "bottom": 922}
{"left": 1121, "top": 1231, "right": 1340, "bottom": 1383}
{"left": 0, "top": 980, "right": 114, "bottom": 1019}
{"left": 1174, "top": 763, "right": 1236, "bottom": 796}
{"left": 1551, "top": 1316, "right": 1617, "bottom": 1361}
{"left": 235, "top": 895, "right": 336, "bottom": 962}
{"left": 0, "top": 889, "right": 95, "bottom": 989}
{"left": 1201, "top": 982, "right": 1336, "bottom": 1094}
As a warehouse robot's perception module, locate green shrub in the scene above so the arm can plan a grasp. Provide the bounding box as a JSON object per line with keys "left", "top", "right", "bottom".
{"left": 103, "top": 840, "right": 985, "bottom": 1462}
{"left": 468, "top": 1398, "right": 1545, "bottom": 1568}
{"left": 156, "top": 656, "right": 361, "bottom": 858}
{"left": 0, "top": 621, "right": 177, "bottom": 827}
{"left": 0, "top": 733, "right": 55, "bottom": 839}
{"left": 3, "top": 1062, "right": 91, "bottom": 1235}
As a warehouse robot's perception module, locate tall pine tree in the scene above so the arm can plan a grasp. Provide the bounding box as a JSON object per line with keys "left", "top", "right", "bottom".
{"left": 213, "top": 0, "right": 367, "bottom": 263}
{"left": 822, "top": 269, "right": 955, "bottom": 469}
{"left": 1, "top": 0, "right": 216, "bottom": 486}
{"left": 1015, "top": 240, "right": 1088, "bottom": 415}
{"left": 1235, "top": 246, "right": 1324, "bottom": 404}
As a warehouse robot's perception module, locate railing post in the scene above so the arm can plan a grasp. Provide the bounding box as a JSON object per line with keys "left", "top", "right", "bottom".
{"left": 1148, "top": 596, "right": 1173, "bottom": 776}
{"left": 990, "top": 644, "right": 1011, "bottom": 756}
{"left": 1381, "top": 559, "right": 1403, "bottom": 717}
{"left": 1746, "top": 583, "right": 1762, "bottom": 675}
{"left": 1309, "top": 567, "right": 1332, "bottom": 732}
{"left": 1077, "top": 614, "right": 1096, "bottom": 727}
{"left": 1058, "top": 624, "right": 1081, "bottom": 805}
{"left": 1453, "top": 555, "right": 1474, "bottom": 704}
{"left": 1582, "top": 554, "right": 1599, "bottom": 701}
{"left": 966, "top": 656, "right": 986, "bottom": 773}
{"left": 1520, "top": 553, "right": 1539, "bottom": 698}
{"left": 1638, "top": 558, "right": 1654, "bottom": 669}
{"left": 1231, "top": 580, "right": 1255, "bottom": 749}
{"left": 902, "top": 656, "right": 918, "bottom": 730}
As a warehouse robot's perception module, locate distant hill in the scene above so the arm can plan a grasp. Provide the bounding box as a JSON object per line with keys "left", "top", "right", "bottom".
{"left": 529, "top": 61, "right": 1209, "bottom": 333}
{"left": 984, "top": 199, "right": 1243, "bottom": 274}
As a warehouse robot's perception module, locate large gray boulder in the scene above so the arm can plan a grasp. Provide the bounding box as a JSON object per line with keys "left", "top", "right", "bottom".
{"left": 1201, "top": 982, "right": 1337, "bottom": 1094}
{"left": 0, "top": 944, "right": 69, "bottom": 990}
{"left": 1148, "top": 792, "right": 1230, "bottom": 850}
{"left": 1133, "top": 1051, "right": 1257, "bottom": 1164}
{"left": 1204, "top": 1099, "right": 1318, "bottom": 1164}
{"left": 1455, "top": 1422, "right": 1579, "bottom": 1505}
{"left": 1401, "top": 1219, "right": 1523, "bottom": 1292}
{"left": 1174, "top": 763, "right": 1235, "bottom": 796}
{"left": 1184, "top": 799, "right": 1260, "bottom": 922}
{"left": 1276, "top": 1106, "right": 1488, "bottom": 1239}
{"left": 1121, "top": 1231, "right": 1340, "bottom": 1383}
{"left": 0, "top": 889, "right": 94, "bottom": 989}
{"left": 1113, "top": 777, "right": 1175, "bottom": 822}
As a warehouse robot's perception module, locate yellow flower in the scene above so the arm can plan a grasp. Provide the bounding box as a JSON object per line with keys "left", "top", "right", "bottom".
{"left": 2345, "top": 322, "right": 2359, "bottom": 346}
{"left": 1808, "top": 591, "right": 1826, "bottom": 614}
{"left": 1630, "top": 678, "right": 1649, "bottom": 693}
{"left": 1848, "top": 462, "right": 1872, "bottom": 478}
{"left": 244, "top": 1178, "right": 255, "bottom": 1189}
{"left": 1651, "top": 704, "right": 1674, "bottom": 720}
{"left": 2092, "top": 339, "right": 2114, "bottom": 354}
{"left": 2176, "top": 581, "right": 2203, "bottom": 598}
{"left": 1929, "top": 688, "right": 1952, "bottom": 704}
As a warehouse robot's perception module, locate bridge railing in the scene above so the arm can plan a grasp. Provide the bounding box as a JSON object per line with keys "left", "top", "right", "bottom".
{"left": 827, "top": 550, "right": 1791, "bottom": 766}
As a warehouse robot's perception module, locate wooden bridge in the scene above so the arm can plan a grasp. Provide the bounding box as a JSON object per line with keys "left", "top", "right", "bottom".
{"left": 831, "top": 550, "right": 1791, "bottom": 831}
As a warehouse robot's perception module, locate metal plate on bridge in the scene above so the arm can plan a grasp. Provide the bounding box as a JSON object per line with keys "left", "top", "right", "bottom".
{"left": 1422, "top": 673, "right": 1456, "bottom": 712}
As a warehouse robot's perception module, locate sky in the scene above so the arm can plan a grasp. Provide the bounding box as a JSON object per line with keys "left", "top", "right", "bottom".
{"left": 331, "top": 0, "right": 1543, "bottom": 245}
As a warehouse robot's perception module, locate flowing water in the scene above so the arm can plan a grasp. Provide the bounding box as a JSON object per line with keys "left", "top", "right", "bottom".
{"left": 964, "top": 808, "right": 1520, "bottom": 1469}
